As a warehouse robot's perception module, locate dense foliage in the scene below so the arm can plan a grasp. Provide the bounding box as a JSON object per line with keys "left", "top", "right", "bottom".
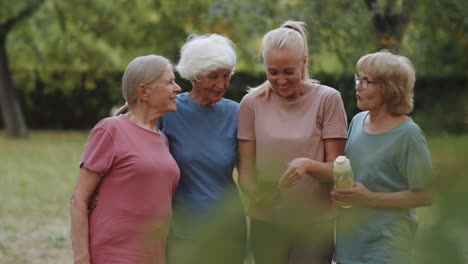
{"left": 10, "top": 70, "right": 467, "bottom": 135}
{"left": 5, "top": 0, "right": 466, "bottom": 75}
{"left": 1, "top": 0, "right": 466, "bottom": 136}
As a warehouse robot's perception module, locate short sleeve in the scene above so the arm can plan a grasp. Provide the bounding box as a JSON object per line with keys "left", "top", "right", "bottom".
{"left": 321, "top": 91, "right": 348, "bottom": 139}
{"left": 80, "top": 127, "right": 116, "bottom": 176}
{"left": 405, "top": 135, "right": 433, "bottom": 189}
{"left": 237, "top": 94, "right": 256, "bottom": 140}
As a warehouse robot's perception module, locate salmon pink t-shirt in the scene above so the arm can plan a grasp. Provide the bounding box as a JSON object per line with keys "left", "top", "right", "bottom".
{"left": 237, "top": 83, "right": 348, "bottom": 222}
{"left": 80, "top": 115, "right": 180, "bottom": 264}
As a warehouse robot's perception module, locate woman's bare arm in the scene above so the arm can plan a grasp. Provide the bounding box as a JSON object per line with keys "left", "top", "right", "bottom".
{"left": 70, "top": 168, "right": 101, "bottom": 264}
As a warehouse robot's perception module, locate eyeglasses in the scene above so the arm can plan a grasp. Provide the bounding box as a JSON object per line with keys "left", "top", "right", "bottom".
{"left": 354, "top": 73, "right": 380, "bottom": 90}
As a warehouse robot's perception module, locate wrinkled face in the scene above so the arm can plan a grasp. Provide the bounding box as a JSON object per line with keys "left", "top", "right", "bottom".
{"left": 192, "top": 68, "right": 232, "bottom": 106}
{"left": 264, "top": 47, "right": 304, "bottom": 99}
{"left": 147, "top": 65, "right": 181, "bottom": 113}
{"left": 355, "top": 72, "right": 385, "bottom": 112}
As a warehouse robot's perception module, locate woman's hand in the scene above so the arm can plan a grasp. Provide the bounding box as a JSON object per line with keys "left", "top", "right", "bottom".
{"left": 279, "top": 158, "right": 313, "bottom": 188}
{"left": 330, "top": 182, "right": 374, "bottom": 207}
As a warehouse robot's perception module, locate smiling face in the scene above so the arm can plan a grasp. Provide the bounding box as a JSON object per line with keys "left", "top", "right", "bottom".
{"left": 264, "top": 47, "right": 305, "bottom": 99}
{"left": 191, "top": 68, "right": 232, "bottom": 106}
{"left": 146, "top": 65, "right": 181, "bottom": 113}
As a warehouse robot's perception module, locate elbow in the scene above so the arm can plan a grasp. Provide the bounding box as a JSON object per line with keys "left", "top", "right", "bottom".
{"left": 70, "top": 194, "right": 80, "bottom": 216}
{"left": 70, "top": 194, "right": 77, "bottom": 210}
{"left": 70, "top": 193, "right": 88, "bottom": 215}
{"left": 70, "top": 193, "right": 82, "bottom": 209}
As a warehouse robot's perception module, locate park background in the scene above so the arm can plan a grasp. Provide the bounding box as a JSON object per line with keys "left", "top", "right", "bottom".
{"left": 0, "top": 0, "right": 466, "bottom": 263}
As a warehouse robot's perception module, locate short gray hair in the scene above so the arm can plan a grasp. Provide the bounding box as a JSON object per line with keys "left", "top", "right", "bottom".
{"left": 176, "top": 34, "right": 236, "bottom": 81}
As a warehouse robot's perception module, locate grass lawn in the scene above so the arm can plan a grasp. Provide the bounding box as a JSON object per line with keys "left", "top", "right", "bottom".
{"left": 0, "top": 130, "right": 467, "bottom": 263}
{"left": 0, "top": 131, "right": 87, "bottom": 263}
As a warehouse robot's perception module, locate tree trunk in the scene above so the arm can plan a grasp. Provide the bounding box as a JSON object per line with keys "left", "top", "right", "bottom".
{"left": 0, "top": 0, "right": 45, "bottom": 137}
{"left": 0, "top": 36, "right": 28, "bottom": 137}
{"left": 365, "top": 0, "right": 415, "bottom": 51}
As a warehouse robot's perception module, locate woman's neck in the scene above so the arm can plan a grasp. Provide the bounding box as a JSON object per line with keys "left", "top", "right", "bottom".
{"left": 189, "top": 90, "right": 216, "bottom": 107}
{"left": 295, "top": 81, "right": 311, "bottom": 97}
{"left": 275, "top": 80, "right": 311, "bottom": 99}
{"left": 125, "top": 106, "right": 160, "bottom": 133}
{"left": 365, "top": 109, "right": 408, "bottom": 134}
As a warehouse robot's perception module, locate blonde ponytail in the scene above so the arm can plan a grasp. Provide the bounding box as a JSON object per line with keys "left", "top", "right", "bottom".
{"left": 249, "top": 20, "right": 316, "bottom": 98}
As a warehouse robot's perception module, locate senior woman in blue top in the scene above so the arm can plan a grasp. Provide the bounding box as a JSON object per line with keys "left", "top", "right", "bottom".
{"left": 158, "top": 34, "right": 246, "bottom": 264}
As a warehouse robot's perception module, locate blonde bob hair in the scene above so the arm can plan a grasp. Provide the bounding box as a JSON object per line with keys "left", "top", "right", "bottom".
{"left": 357, "top": 50, "right": 415, "bottom": 114}
{"left": 248, "top": 20, "right": 316, "bottom": 98}
{"left": 176, "top": 34, "right": 237, "bottom": 81}
{"left": 114, "top": 55, "right": 171, "bottom": 115}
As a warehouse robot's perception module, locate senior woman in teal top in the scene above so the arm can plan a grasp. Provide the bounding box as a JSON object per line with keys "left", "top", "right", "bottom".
{"left": 330, "top": 50, "right": 434, "bottom": 264}
{"left": 158, "top": 34, "right": 246, "bottom": 264}
{"left": 281, "top": 50, "right": 433, "bottom": 264}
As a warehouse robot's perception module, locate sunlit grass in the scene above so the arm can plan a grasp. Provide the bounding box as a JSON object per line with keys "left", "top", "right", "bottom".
{"left": 414, "top": 134, "right": 468, "bottom": 264}
{"left": 0, "top": 131, "right": 467, "bottom": 263}
{"left": 0, "top": 130, "right": 88, "bottom": 263}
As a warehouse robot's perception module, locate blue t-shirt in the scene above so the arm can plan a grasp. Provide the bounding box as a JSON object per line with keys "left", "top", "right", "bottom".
{"left": 334, "top": 111, "right": 433, "bottom": 264}
{"left": 158, "top": 92, "right": 241, "bottom": 239}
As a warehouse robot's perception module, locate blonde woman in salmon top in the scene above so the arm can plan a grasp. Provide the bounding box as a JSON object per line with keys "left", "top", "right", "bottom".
{"left": 237, "top": 21, "right": 348, "bottom": 264}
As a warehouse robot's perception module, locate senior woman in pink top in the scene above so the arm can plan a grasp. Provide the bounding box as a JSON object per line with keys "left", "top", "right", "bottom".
{"left": 237, "top": 21, "right": 348, "bottom": 264}
{"left": 70, "top": 55, "right": 181, "bottom": 264}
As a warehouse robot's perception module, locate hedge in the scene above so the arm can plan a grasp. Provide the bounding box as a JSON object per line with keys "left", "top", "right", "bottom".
{"left": 3, "top": 71, "right": 467, "bottom": 135}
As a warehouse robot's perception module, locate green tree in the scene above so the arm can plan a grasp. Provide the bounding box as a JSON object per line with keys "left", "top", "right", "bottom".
{"left": 2, "top": 0, "right": 465, "bottom": 136}
{"left": 403, "top": 0, "right": 467, "bottom": 75}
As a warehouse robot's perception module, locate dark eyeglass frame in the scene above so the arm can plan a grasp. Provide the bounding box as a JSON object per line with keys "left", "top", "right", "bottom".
{"left": 354, "top": 73, "right": 380, "bottom": 90}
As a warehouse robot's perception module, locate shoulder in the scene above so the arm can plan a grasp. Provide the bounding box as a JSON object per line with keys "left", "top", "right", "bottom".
{"left": 239, "top": 92, "right": 264, "bottom": 106}
{"left": 240, "top": 92, "right": 255, "bottom": 102}
{"left": 161, "top": 93, "right": 191, "bottom": 121}
{"left": 306, "top": 84, "right": 344, "bottom": 111}
{"left": 304, "top": 83, "right": 343, "bottom": 106}
{"left": 400, "top": 118, "right": 427, "bottom": 141}
{"left": 94, "top": 116, "right": 123, "bottom": 131}
{"left": 313, "top": 83, "right": 342, "bottom": 98}
{"left": 352, "top": 111, "right": 368, "bottom": 121}
{"left": 175, "top": 92, "right": 190, "bottom": 104}
{"left": 349, "top": 111, "right": 367, "bottom": 125}
{"left": 87, "top": 116, "right": 124, "bottom": 143}
{"left": 239, "top": 93, "right": 251, "bottom": 107}
{"left": 405, "top": 118, "right": 424, "bottom": 132}
{"left": 219, "top": 97, "right": 240, "bottom": 110}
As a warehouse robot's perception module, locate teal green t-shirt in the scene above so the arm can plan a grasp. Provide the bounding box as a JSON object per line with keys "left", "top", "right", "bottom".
{"left": 334, "top": 111, "right": 433, "bottom": 264}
